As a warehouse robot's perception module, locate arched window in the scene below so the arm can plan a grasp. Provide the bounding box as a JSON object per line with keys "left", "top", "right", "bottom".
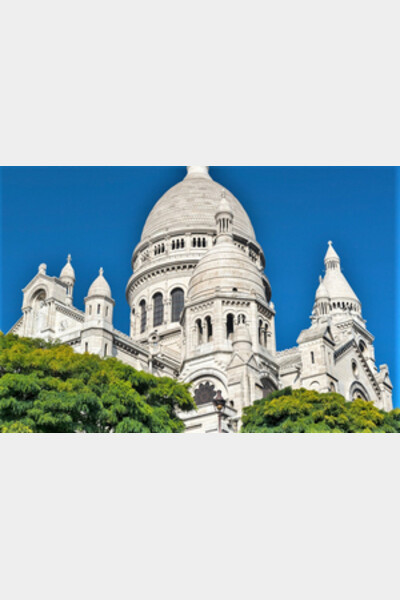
{"left": 192, "top": 238, "right": 196, "bottom": 247}
{"left": 171, "top": 288, "right": 184, "bottom": 322}
{"left": 226, "top": 313, "right": 234, "bottom": 339}
{"left": 196, "top": 319, "right": 203, "bottom": 345}
{"left": 359, "top": 340, "right": 367, "bottom": 354}
{"left": 237, "top": 314, "right": 246, "bottom": 324}
{"left": 139, "top": 299, "right": 147, "bottom": 333}
{"left": 172, "top": 240, "right": 175, "bottom": 250}
{"left": 205, "top": 316, "right": 213, "bottom": 342}
{"left": 202, "top": 238, "right": 206, "bottom": 247}
{"left": 258, "top": 319, "right": 263, "bottom": 344}
{"left": 153, "top": 293, "right": 164, "bottom": 327}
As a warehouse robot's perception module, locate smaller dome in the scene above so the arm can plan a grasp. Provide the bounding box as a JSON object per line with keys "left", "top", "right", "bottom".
{"left": 87, "top": 268, "right": 112, "bottom": 298}
{"left": 60, "top": 254, "right": 75, "bottom": 282}
{"left": 188, "top": 239, "right": 265, "bottom": 301}
{"left": 323, "top": 242, "right": 359, "bottom": 303}
{"left": 315, "top": 276, "right": 329, "bottom": 300}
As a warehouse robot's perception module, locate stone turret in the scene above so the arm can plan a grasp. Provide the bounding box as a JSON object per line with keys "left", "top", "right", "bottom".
{"left": 59, "top": 254, "right": 75, "bottom": 306}
{"left": 83, "top": 268, "right": 115, "bottom": 356}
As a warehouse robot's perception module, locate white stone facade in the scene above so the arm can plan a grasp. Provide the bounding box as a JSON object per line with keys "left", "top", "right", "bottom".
{"left": 10, "top": 167, "right": 393, "bottom": 431}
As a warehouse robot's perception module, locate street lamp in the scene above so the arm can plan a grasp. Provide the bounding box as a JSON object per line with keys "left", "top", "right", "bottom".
{"left": 213, "top": 390, "right": 226, "bottom": 433}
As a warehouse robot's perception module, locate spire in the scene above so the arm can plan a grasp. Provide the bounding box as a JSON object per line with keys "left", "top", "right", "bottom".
{"left": 215, "top": 192, "right": 234, "bottom": 242}
{"left": 87, "top": 267, "right": 112, "bottom": 298}
{"left": 322, "top": 242, "right": 361, "bottom": 307}
{"left": 185, "top": 166, "right": 211, "bottom": 179}
{"left": 60, "top": 254, "right": 76, "bottom": 282}
{"left": 324, "top": 241, "right": 341, "bottom": 270}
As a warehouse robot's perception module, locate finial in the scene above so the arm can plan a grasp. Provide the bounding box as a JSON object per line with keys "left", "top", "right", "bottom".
{"left": 185, "top": 166, "right": 210, "bottom": 179}
{"left": 99, "top": 267, "right": 104, "bottom": 276}
{"left": 38, "top": 263, "right": 47, "bottom": 274}
{"left": 328, "top": 240, "right": 332, "bottom": 246}
{"left": 216, "top": 191, "right": 232, "bottom": 216}
{"left": 67, "top": 254, "right": 71, "bottom": 263}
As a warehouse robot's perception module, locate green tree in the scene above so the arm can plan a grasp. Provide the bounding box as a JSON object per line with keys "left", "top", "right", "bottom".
{"left": 0, "top": 333, "right": 195, "bottom": 433}
{"left": 241, "top": 387, "right": 400, "bottom": 433}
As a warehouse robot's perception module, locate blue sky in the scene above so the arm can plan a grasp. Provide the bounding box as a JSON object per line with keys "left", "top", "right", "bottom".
{"left": 0, "top": 167, "right": 397, "bottom": 407}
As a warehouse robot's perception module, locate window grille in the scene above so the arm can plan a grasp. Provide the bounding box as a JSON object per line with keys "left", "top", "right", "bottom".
{"left": 140, "top": 300, "right": 147, "bottom": 333}
{"left": 153, "top": 293, "right": 164, "bottom": 326}
{"left": 171, "top": 288, "right": 184, "bottom": 322}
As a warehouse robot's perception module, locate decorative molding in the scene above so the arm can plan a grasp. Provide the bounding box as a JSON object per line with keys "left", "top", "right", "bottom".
{"left": 114, "top": 338, "right": 140, "bottom": 356}
{"left": 189, "top": 301, "right": 215, "bottom": 313}
{"left": 55, "top": 304, "right": 84, "bottom": 322}
{"left": 222, "top": 299, "right": 250, "bottom": 307}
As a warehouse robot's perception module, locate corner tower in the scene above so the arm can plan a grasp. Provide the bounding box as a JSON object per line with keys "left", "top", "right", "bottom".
{"left": 292, "top": 242, "right": 393, "bottom": 410}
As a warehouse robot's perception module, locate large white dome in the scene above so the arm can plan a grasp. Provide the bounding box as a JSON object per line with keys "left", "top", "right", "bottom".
{"left": 140, "top": 167, "right": 256, "bottom": 242}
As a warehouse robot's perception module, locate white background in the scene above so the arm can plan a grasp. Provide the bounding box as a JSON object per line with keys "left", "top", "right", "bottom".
{"left": 0, "top": 1, "right": 399, "bottom": 599}
{"left": 0, "top": 1, "right": 399, "bottom": 165}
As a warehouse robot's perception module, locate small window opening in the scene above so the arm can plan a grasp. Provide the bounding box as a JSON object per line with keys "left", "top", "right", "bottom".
{"left": 140, "top": 300, "right": 147, "bottom": 333}
{"left": 205, "top": 316, "right": 213, "bottom": 342}
{"left": 226, "top": 313, "right": 234, "bottom": 339}
{"left": 196, "top": 319, "right": 203, "bottom": 345}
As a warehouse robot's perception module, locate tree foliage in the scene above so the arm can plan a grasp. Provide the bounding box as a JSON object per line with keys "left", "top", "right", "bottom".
{"left": 0, "top": 333, "right": 195, "bottom": 433}
{"left": 241, "top": 387, "right": 400, "bottom": 433}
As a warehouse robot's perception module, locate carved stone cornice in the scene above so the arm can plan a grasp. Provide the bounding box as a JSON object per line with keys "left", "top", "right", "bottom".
{"left": 55, "top": 304, "right": 85, "bottom": 322}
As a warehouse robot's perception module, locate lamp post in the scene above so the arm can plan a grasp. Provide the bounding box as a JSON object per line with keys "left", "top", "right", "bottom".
{"left": 213, "top": 390, "right": 226, "bottom": 433}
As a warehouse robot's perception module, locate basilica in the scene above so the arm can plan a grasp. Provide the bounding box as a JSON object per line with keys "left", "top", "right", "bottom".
{"left": 10, "top": 166, "right": 393, "bottom": 432}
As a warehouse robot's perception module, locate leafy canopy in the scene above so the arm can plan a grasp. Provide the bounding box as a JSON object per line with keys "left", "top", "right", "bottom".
{"left": 0, "top": 333, "right": 195, "bottom": 433}
{"left": 241, "top": 387, "right": 400, "bottom": 433}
